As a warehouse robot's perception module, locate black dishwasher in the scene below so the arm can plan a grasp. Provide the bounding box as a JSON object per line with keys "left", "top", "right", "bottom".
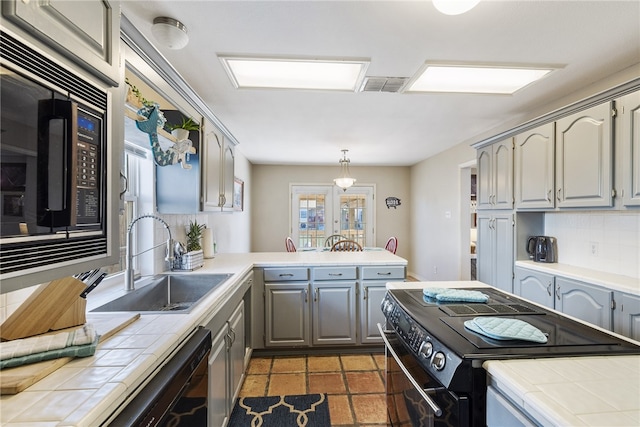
{"left": 110, "top": 327, "right": 211, "bottom": 426}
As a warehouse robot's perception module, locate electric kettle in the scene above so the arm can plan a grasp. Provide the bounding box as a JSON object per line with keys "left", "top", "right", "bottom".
{"left": 526, "top": 236, "right": 558, "bottom": 263}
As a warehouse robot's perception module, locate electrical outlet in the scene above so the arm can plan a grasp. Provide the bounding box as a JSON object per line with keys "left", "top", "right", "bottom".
{"left": 433, "top": 266, "right": 438, "bottom": 275}
{"left": 590, "top": 242, "right": 599, "bottom": 257}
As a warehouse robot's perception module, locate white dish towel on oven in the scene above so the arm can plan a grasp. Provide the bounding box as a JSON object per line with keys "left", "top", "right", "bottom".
{"left": 464, "top": 317, "right": 548, "bottom": 343}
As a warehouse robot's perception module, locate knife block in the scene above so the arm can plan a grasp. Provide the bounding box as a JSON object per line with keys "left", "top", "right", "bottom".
{"left": 0, "top": 277, "right": 87, "bottom": 341}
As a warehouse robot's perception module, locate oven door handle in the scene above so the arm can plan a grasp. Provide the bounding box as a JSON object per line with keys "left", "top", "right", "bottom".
{"left": 377, "top": 323, "right": 443, "bottom": 417}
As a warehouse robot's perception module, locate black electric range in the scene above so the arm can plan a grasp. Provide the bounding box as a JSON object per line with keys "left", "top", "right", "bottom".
{"left": 382, "top": 287, "right": 640, "bottom": 392}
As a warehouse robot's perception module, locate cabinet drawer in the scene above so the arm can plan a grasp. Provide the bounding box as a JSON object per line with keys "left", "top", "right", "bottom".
{"left": 263, "top": 268, "right": 308, "bottom": 282}
{"left": 313, "top": 266, "right": 357, "bottom": 281}
{"left": 361, "top": 266, "right": 405, "bottom": 280}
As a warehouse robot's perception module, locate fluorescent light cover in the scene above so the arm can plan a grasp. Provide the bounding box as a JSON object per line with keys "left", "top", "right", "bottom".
{"left": 220, "top": 57, "right": 369, "bottom": 91}
{"left": 406, "top": 64, "right": 554, "bottom": 94}
{"left": 433, "top": 0, "right": 481, "bottom": 15}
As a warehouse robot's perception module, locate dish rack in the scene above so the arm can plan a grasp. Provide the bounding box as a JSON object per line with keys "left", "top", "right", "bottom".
{"left": 173, "top": 250, "right": 204, "bottom": 271}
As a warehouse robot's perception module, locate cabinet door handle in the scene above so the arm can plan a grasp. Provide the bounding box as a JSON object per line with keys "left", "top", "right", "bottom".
{"left": 329, "top": 273, "right": 343, "bottom": 277}
{"left": 363, "top": 286, "right": 368, "bottom": 300}
{"left": 377, "top": 272, "right": 392, "bottom": 276}
{"left": 314, "top": 288, "right": 319, "bottom": 302}
{"left": 547, "top": 282, "right": 552, "bottom": 296}
{"left": 556, "top": 188, "right": 562, "bottom": 201}
{"left": 546, "top": 189, "right": 552, "bottom": 202}
{"left": 555, "top": 285, "right": 561, "bottom": 300}
{"left": 229, "top": 328, "right": 236, "bottom": 345}
{"left": 279, "top": 273, "right": 294, "bottom": 277}
{"left": 119, "top": 171, "right": 128, "bottom": 198}
{"left": 303, "top": 288, "right": 308, "bottom": 303}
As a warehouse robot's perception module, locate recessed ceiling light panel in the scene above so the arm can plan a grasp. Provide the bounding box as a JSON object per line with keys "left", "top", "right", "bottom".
{"left": 405, "top": 63, "right": 559, "bottom": 94}
{"left": 219, "top": 56, "right": 369, "bottom": 91}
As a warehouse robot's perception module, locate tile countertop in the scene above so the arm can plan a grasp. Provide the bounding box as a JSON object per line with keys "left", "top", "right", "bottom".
{"left": 515, "top": 260, "right": 640, "bottom": 296}
{"left": 388, "top": 281, "right": 640, "bottom": 427}
{"left": 0, "top": 251, "right": 406, "bottom": 426}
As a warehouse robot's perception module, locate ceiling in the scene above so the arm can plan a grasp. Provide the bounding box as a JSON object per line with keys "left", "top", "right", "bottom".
{"left": 120, "top": 1, "right": 640, "bottom": 166}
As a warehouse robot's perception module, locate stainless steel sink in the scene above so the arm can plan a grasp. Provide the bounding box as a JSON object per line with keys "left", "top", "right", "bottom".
{"left": 91, "top": 273, "right": 232, "bottom": 313}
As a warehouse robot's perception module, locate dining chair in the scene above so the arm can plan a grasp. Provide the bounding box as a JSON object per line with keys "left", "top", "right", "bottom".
{"left": 285, "top": 237, "right": 297, "bottom": 252}
{"left": 331, "top": 240, "right": 363, "bottom": 252}
{"left": 385, "top": 236, "right": 398, "bottom": 254}
{"left": 325, "top": 234, "right": 346, "bottom": 247}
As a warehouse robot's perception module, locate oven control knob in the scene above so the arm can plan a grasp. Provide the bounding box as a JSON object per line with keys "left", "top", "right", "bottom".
{"left": 382, "top": 300, "right": 393, "bottom": 315}
{"left": 418, "top": 341, "right": 433, "bottom": 359}
{"left": 432, "top": 352, "right": 446, "bottom": 371}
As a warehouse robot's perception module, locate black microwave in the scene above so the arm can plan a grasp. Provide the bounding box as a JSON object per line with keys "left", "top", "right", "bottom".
{"left": 0, "top": 31, "right": 109, "bottom": 278}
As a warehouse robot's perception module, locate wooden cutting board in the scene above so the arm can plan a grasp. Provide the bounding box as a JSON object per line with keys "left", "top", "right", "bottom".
{"left": 0, "top": 312, "right": 140, "bottom": 395}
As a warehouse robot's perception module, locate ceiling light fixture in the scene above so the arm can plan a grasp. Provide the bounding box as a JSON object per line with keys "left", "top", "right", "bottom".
{"left": 405, "top": 63, "right": 556, "bottom": 94}
{"left": 432, "top": 0, "right": 481, "bottom": 15}
{"left": 151, "top": 17, "right": 189, "bottom": 50}
{"left": 334, "top": 149, "right": 356, "bottom": 191}
{"left": 219, "top": 56, "right": 369, "bottom": 91}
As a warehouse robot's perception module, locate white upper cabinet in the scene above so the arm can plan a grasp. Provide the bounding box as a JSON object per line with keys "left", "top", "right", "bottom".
{"left": 514, "top": 123, "right": 555, "bottom": 209}
{"left": 477, "top": 138, "right": 513, "bottom": 210}
{"left": 555, "top": 102, "right": 613, "bottom": 208}
{"left": 2, "top": 0, "right": 121, "bottom": 86}
{"left": 617, "top": 90, "right": 640, "bottom": 207}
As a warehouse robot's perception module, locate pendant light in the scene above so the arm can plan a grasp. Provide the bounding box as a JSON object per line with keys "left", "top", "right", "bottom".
{"left": 333, "top": 149, "right": 356, "bottom": 191}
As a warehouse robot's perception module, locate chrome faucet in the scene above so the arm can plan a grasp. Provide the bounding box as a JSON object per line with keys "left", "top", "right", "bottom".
{"left": 125, "top": 214, "right": 174, "bottom": 291}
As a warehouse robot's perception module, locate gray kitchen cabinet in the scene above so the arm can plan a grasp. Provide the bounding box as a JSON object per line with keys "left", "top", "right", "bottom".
{"left": 201, "top": 120, "right": 236, "bottom": 211}
{"left": 477, "top": 138, "right": 514, "bottom": 210}
{"left": 555, "top": 277, "right": 613, "bottom": 330}
{"left": 614, "top": 292, "right": 640, "bottom": 341}
{"left": 207, "top": 300, "right": 245, "bottom": 427}
{"left": 477, "top": 213, "right": 514, "bottom": 293}
{"left": 514, "top": 123, "right": 555, "bottom": 210}
{"left": 617, "top": 90, "right": 640, "bottom": 207}
{"left": 359, "top": 265, "right": 406, "bottom": 344}
{"left": 514, "top": 267, "right": 555, "bottom": 308}
{"left": 1, "top": 0, "right": 121, "bottom": 86}
{"left": 311, "top": 267, "right": 357, "bottom": 345}
{"left": 555, "top": 102, "right": 613, "bottom": 208}
{"left": 264, "top": 268, "right": 311, "bottom": 347}
{"left": 515, "top": 266, "right": 613, "bottom": 330}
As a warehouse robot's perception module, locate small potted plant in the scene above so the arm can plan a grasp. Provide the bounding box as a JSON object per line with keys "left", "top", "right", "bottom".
{"left": 186, "top": 220, "right": 206, "bottom": 252}
{"left": 168, "top": 117, "right": 200, "bottom": 141}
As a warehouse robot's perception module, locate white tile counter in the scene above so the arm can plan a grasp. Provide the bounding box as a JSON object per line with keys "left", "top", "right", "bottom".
{"left": 485, "top": 356, "right": 640, "bottom": 427}
{"left": 0, "top": 251, "right": 406, "bottom": 426}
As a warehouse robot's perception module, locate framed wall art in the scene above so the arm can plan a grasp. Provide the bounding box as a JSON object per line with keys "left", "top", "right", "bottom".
{"left": 233, "top": 177, "right": 244, "bottom": 211}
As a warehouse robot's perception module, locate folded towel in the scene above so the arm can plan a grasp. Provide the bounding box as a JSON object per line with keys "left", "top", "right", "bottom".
{"left": 0, "top": 324, "right": 97, "bottom": 362}
{"left": 464, "top": 317, "right": 548, "bottom": 343}
{"left": 434, "top": 289, "right": 489, "bottom": 303}
{"left": 0, "top": 334, "right": 100, "bottom": 369}
{"left": 422, "top": 287, "right": 449, "bottom": 298}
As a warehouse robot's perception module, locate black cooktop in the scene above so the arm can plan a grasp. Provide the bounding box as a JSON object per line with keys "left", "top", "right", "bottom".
{"left": 391, "top": 288, "right": 640, "bottom": 359}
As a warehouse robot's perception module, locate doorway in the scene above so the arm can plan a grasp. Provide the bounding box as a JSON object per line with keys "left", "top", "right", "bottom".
{"left": 291, "top": 185, "right": 375, "bottom": 249}
{"left": 459, "top": 160, "right": 477, "bottom": 280}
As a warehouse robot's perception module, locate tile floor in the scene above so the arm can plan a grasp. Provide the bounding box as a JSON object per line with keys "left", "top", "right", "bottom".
{"left": 239, "top": 353, "right": 387, "bottom": 426}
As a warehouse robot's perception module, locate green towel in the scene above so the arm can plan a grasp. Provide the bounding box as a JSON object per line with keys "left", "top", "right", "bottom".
{"left": 0, "top": 334, "right": 100, "bottom": 369}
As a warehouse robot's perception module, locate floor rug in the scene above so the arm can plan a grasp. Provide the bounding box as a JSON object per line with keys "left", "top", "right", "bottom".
{"left": 228, "top": 393, "right": 331, "bottom": 427}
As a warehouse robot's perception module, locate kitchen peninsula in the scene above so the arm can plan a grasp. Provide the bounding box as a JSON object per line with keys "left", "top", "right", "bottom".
{"left": 0, "top": 251, "right": 406, "bottom": 426}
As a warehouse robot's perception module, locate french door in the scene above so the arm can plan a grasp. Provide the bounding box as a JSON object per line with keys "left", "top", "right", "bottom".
{"left": 291, "top": 185, "right": 374, "bottom": 249}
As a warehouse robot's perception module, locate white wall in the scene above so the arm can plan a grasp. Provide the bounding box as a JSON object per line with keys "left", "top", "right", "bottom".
{"left": 410, "top": 143, "right": 476, "bottom": 281}
{"left": 251, "top": 164, "right": 411, "bottom": 261}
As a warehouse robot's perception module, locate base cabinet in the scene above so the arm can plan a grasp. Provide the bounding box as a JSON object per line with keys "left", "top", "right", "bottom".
{"left": 208, "top": 301, "right": 245, "bottom": 427}
{"left": 514, "top": 267, "right": 613, "bottom": 331}
{"left": 359, "top": 265, "right": 406, "bottom": 344}
{"left": 262, "top": 265, "right": 405, "bottom": 348}
{"left": 614, "top": 293, "right": 640, "bottom": 341}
